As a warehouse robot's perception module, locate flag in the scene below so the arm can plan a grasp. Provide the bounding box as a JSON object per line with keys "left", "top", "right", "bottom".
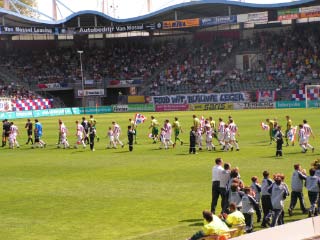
{"left": 134, "top": 113, "right": 147, "bottom": 125}
{"left": 261, "top": 122, "right": 269, "bottom": 131}
{"left": 287, "top": 126, "right": 297, "bottom": 142}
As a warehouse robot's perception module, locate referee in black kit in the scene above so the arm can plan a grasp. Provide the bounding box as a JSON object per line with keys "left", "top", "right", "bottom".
{"left": 25, "top": 118, "right": 33, "bottom": 145}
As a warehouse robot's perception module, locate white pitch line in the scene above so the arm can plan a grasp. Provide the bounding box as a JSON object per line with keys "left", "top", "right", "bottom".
{"left": 123, "top": 224, "right": 188, "bottom": 240}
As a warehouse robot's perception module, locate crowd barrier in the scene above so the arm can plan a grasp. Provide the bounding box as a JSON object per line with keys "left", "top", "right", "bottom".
{"left": 1, "top": 100, "right": 319, "bottom": 120}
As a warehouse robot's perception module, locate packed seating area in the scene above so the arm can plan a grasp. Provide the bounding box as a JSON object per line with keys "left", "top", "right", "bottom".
{"left": 0, "top": 39, "right": 179, "bottom": 89}
{"left": 0, "top": 24, "right": 320, "bottom": 99}
{"left": 0, "top": 80, "right": 40, "bottom": 100}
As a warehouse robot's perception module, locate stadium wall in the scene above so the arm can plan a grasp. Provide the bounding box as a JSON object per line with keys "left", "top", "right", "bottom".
{"left": 232, "top": 216, "right": 320, "bottom": 240}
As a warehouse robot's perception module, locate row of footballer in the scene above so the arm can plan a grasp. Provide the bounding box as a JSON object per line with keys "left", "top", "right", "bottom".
{"left": 1, "top": 114, "right": 316, "bottom": 153}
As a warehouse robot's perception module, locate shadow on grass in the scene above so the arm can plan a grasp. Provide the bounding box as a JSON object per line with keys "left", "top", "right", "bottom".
{"left": 179, "top": 219, "right": 202, "bottom": 223}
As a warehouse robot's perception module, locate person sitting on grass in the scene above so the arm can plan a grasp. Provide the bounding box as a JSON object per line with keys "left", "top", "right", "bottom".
{"left": 186, "top": 210, "right": 229, "bottom": 240}
{"left": 220, "top": 202, "right": 245, "bottom": 237}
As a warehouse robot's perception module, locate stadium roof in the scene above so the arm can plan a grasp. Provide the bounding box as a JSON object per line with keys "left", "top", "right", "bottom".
{"left": 0, "top": 0, "right": 319, "bottom": 27}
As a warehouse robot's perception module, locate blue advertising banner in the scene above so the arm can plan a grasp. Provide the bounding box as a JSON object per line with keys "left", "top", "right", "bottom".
{"left": 200, "top": 15, "right": 237, "bottom": 27}
{"left": 150, "top": 92, "right": 250, "bottom": 104}
{"left": 79, "top": 106, "right": 112, "bottom": 114}
{"left": 276, "top": 101, "right": 305, "bottom": 108}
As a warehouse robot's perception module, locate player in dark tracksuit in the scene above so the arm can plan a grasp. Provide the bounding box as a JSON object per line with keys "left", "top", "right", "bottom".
{"left": 127, "top": 126, "right": 135, "bottom": 152}
{"left": 189, "top": 126, "right": 196, "bottom": 154}
{"left": 88, "top": 123, "right": 96, "bottom": 151}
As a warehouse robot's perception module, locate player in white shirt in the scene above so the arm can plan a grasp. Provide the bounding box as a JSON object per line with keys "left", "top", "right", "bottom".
{"left": 302, "top": 119, "right": 314, "bottom": 152}
{"left": 159, "top": 127, "right": 167, "bottom": 149}
{"left": 223, "top": 124, "right": 232, "bottom": 151}
{"left": 205, "top": 125, "right": 215, "bottom": 151}
{"left": 112, "top": 121, "right": 124, "bottom": 148}
{"left": 58, "top": 120, "right": 70, "bottom": 149}
{"left": 229, "top": 119, "right": 240, "bottom": 151}
{"left": 164, "top": 119, "right": 174, "bottom": 148}
{"left": 9, "top": 122, "right": 19, "bottom": 149}
{"left": 74, "top": 120, "right": 86, "bottom": 149}
{"left": 106, "top": 126, "right": 116, "bottom": 149}
{"left": 298, "top": 124, "right": 307, "bottom": 153}
{"left": 218, "top": 118, "right": 225, "bottom": 148}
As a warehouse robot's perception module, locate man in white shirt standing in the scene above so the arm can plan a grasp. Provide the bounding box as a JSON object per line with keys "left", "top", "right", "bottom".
{"left": 211, "top": 157, "right": 224, "bottom": 214}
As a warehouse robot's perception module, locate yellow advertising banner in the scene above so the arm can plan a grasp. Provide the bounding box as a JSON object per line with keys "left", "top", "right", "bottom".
{"left": 128, "top": 96, "right": 145, "bottom": 103}
{"left": 163, "top": 18, "right": 200, "bottom": 29}
{"left": 188, "top": 103, "right": 234, "bottom": 111}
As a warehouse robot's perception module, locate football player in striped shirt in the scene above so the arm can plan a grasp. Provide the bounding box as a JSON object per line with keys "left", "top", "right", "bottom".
{"left": 303, "top": 119, "right": 315, "bottom": 152}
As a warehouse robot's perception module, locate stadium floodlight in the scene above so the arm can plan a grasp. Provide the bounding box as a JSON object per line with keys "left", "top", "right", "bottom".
{"left": 77, "top": 50, "right": 85, "bottom": 113}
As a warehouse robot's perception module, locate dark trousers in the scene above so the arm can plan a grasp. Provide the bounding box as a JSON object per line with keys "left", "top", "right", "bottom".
{"left": 271, "top": 209, "right": 283, "bottom": 227}
{"left": 255, "top": 204, "right": 262, "bottom": 222}
{"left": 219, "top": 187, "right": 228, "bottom": 213}
{"left": 289, "top": 191, "right": 307, "bottom": 212}
{"left": 276, "top": 141, "right": 282, "bottom": 156}
{"left": 211, "top": 181, "right": 221, "bottom": 214}
{"left": 89, "top": 135, "right": 95, "bottom": 150}
{"left": 308, "top": 191, "right": 319, "bottom": 215}
{"left": 243, "top": 213, "right": 253, "bottom": 232}
{"left": 128, "top": 139, "right": 133, "bottom": 151}
{"left": 261, "top": 195, "right": 272, "bottom": 226}
{"left": 189, "top": 140, "right": 196, "bottom": 154}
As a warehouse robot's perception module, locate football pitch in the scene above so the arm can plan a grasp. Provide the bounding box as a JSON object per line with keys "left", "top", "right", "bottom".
{"left": 0, "top": 108, "right": 319, "bottom": 240}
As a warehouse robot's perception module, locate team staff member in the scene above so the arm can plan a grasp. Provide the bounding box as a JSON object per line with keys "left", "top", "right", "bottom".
{"left": 211, "top": 158, "right": 224, "bottom": 214}
{"left": 25, "top": 118, "right": 33, "bottom": 145}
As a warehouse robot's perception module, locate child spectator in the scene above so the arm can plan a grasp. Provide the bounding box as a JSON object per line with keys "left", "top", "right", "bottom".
{"left": 305, "top": 168, "right": 320, "bottom": 217}
{"left": 228, "top": 183, "right": 244, "bottom": 212}
{"left": 268, "top": 173, "right": 289, "bottom": 227}
{"left": 251, "top": 176, "right": 262, "bottom": 223}
{"left": 261, "top": 170, "right": 273, "bottom": 228}
{"left": 288, "top": 164, "right": 307, "bottom": 216}
{"left": 242, "top": 187, "right": 259, "bottom": 233}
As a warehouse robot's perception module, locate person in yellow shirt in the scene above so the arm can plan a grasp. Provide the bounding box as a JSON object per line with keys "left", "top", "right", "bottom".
{"left": 221, "top": 202, "right": 245, "bottom": 236}
{"left": 172, "top": 117, "right": 183, "bottom": 147}
{"left": 266, "top": 118, "right": 275, "bottom": 144}
{"left": 149, "top": 116, "right": 159, "bottom": 143}
{"left": 186, "top": 210, "right": 229, "bottom": 240}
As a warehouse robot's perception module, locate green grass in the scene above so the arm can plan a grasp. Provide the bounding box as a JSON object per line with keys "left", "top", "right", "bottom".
{"left": 0, "top": 109, "right": 319, "bottom": 240}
